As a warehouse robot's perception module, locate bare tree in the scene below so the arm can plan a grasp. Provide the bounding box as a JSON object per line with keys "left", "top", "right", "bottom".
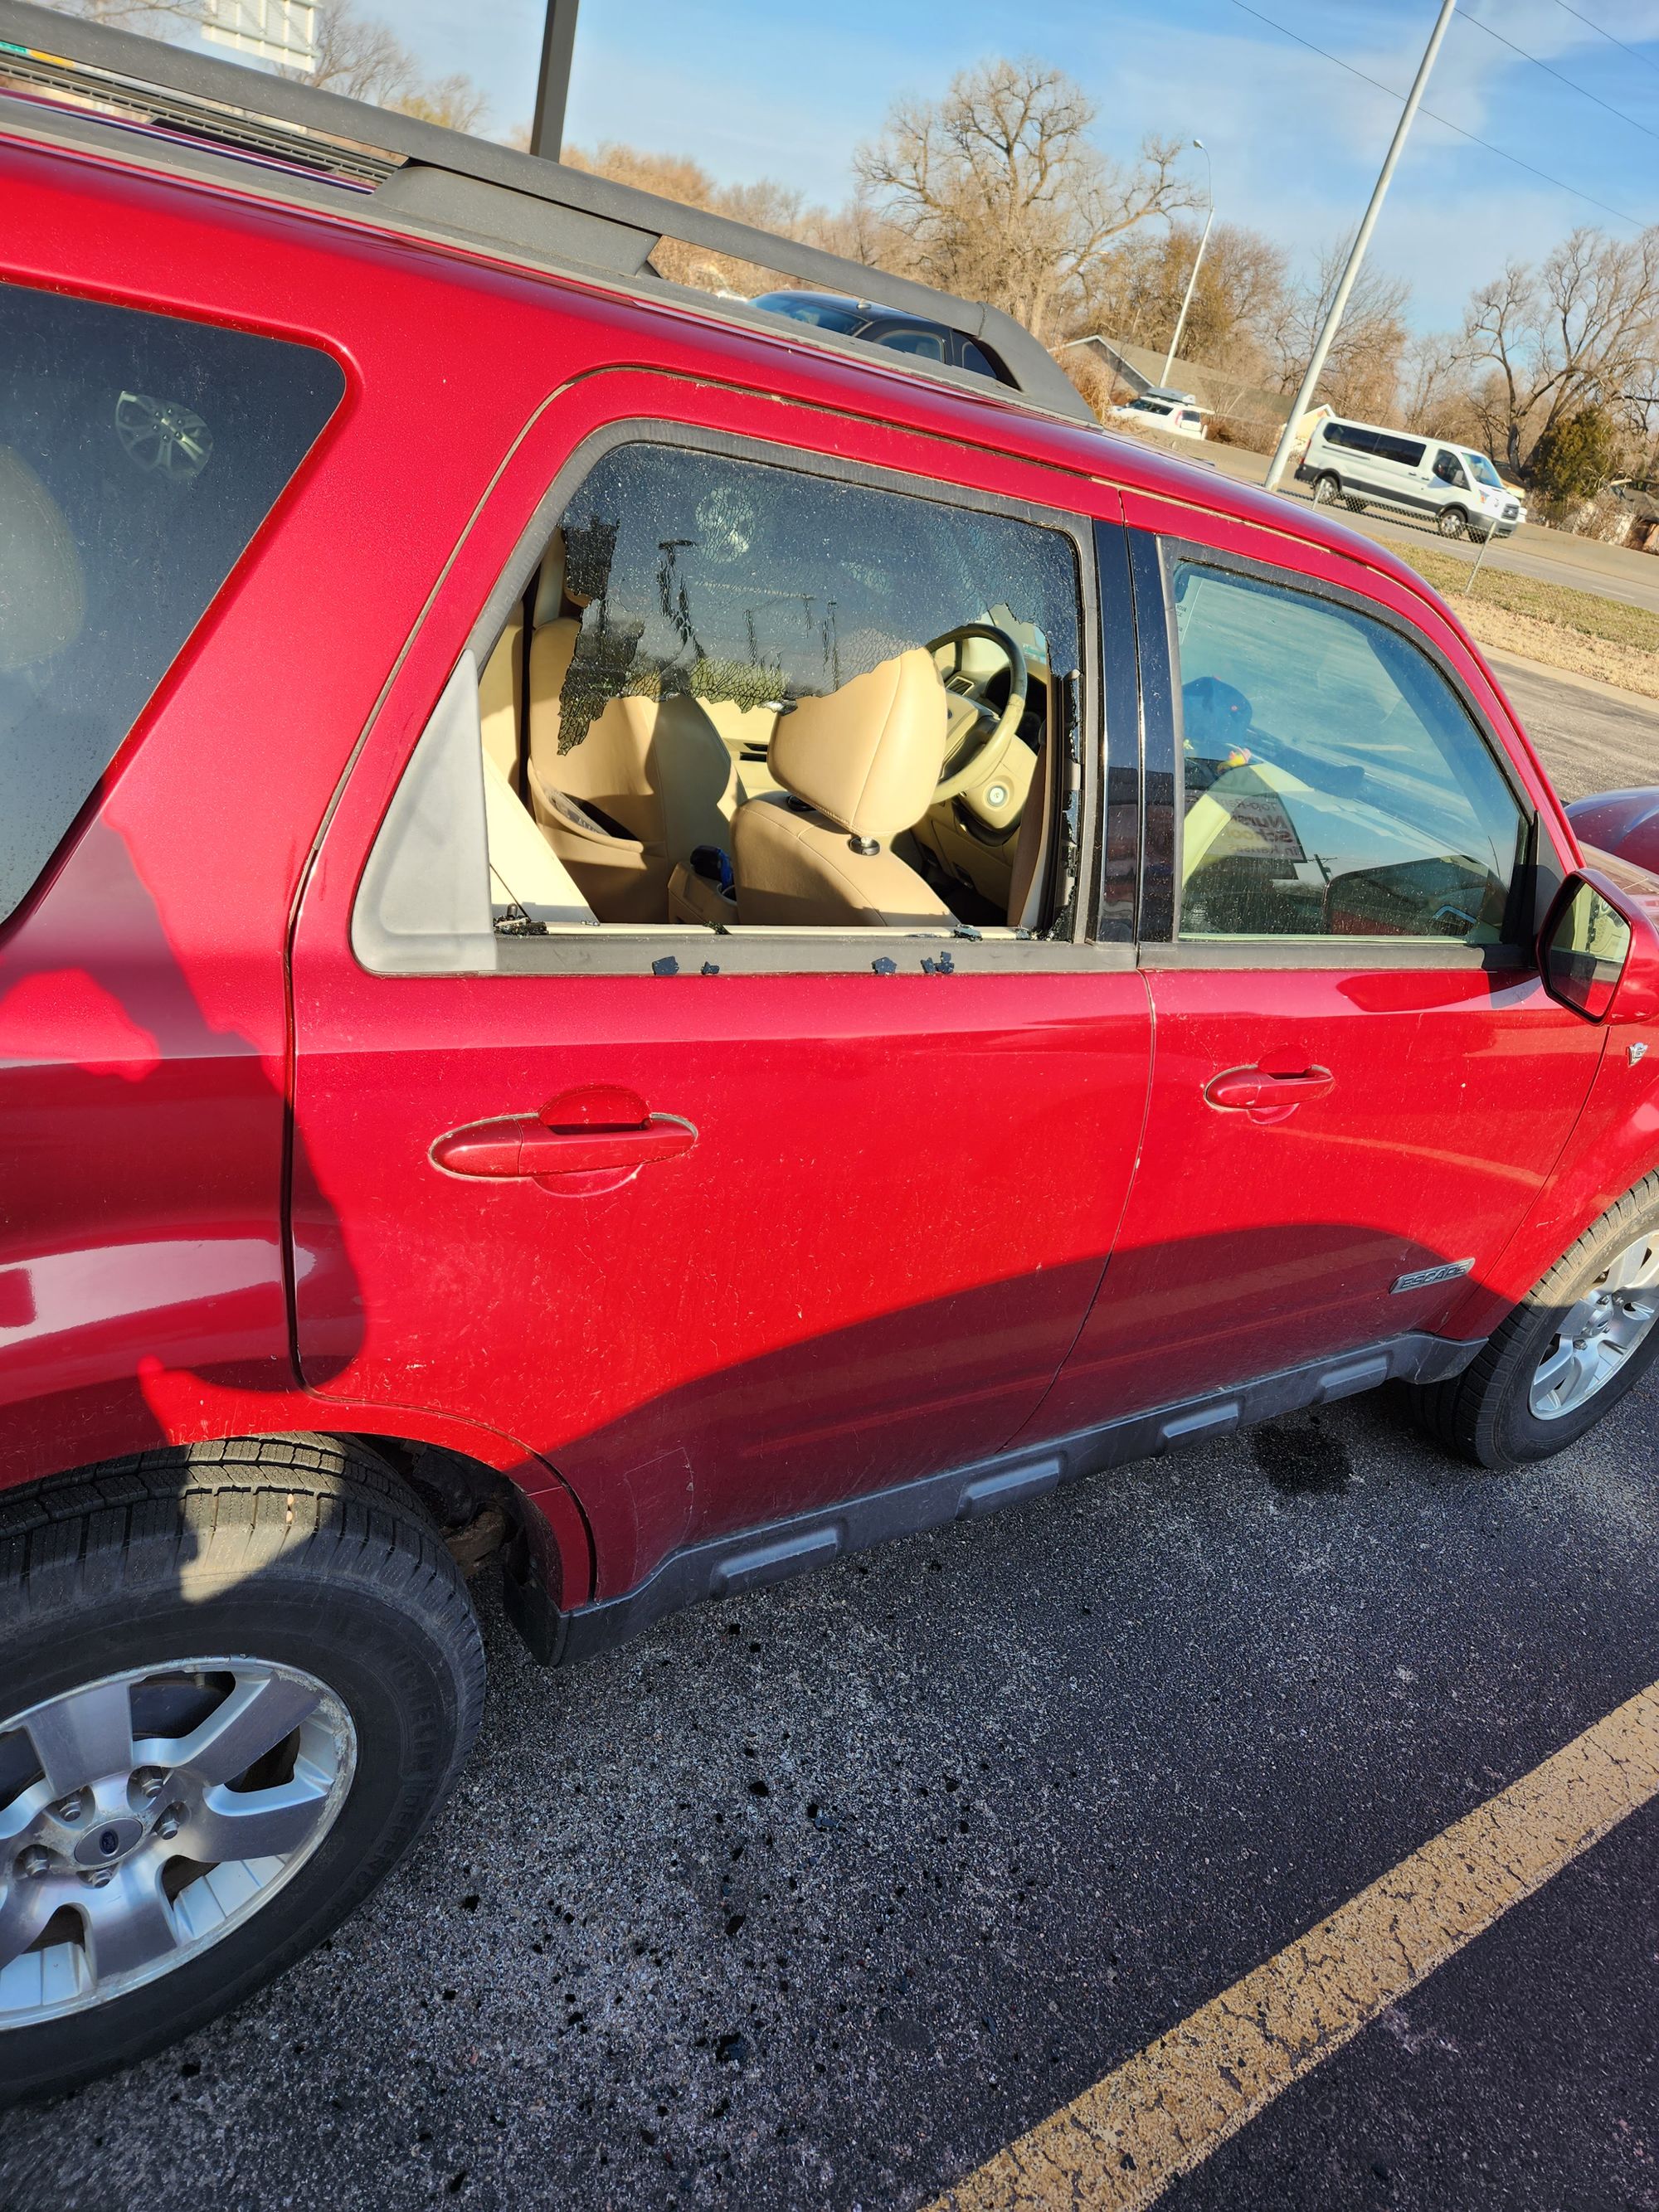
{"left": 1260, "top": 236, "right": 1411, "bottom": 421}
{"left": 1083, "top": 218, "right": 1287, "bottom": 375}
{"left": 1396, "top": 330, "right": 1479, "bottom": 440}
{"left": 1462, "top": 227, "right": 1659, "bottom": 474}
{"left": 852, "top": 58, "right": 1198, "bottom": 342}
{"left": 50, "top": 0, "right": 490, "bottom": 135}
{"left": 297, "top": 2, "right": 489, "bottom": 130}
{"left": 564, "top": 143, "right": 815, "bottom": 295}
{"left": 390, "top": 74, "right": 489, "bottom": 134}
{"left": 41, "top": 1, "right": 199, "bottom": 26}
{"left": 302, "top": 2, "right": 417, "bottom": 105}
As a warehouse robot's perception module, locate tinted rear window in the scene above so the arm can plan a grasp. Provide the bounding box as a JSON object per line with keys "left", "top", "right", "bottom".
{"left": 0, "top": 283, "right": 343, "bottom": 922}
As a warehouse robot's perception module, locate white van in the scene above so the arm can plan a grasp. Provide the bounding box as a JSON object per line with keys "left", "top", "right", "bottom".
{"left": 1297, "top": 416, "right": 1523, "bottom": 542}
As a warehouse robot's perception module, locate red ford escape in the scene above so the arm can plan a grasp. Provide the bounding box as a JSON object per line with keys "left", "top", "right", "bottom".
{"left": 5, "top": 2, "right": 1659, "bottom": 2099}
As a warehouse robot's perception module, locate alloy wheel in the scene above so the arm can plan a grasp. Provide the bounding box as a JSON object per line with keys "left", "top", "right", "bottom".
{"left": 0, "top": 1658, "right": 355, "bottom": 2027}
{"left": 1529, "top": 1231, "right": 1659, "bottom": 1421}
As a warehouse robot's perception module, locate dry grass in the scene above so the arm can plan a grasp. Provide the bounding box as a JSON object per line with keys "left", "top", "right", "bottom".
{"left": 1387, "top": 544, "right": 1659, "bottom": 702}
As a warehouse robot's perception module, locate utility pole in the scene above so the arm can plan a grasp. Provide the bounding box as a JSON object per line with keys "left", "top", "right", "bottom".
{"left": 529, "top": 0, "right": 581, "bottom": 160}
{"left": 1160, "top": 139, "right": 1213, "bottom": 386}
{"left": 1262, "top": 0, "right": 1457, "bottom": 493}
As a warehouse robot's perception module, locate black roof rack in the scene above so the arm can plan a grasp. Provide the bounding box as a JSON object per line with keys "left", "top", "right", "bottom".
{"left": 0, "top": 0, "right": 1092, "bottom": 425}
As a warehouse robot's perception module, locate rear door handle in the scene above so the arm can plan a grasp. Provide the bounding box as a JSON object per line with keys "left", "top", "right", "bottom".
{"left": 431, "top": 1085, "right": 696, "bottom": 1193}
{"left": 1204, "top": 1064, "right": 1334, "bottom": 1124}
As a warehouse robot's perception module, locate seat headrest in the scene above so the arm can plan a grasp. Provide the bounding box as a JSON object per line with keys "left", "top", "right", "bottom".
{"left": 768, "top": 649, "right": 948, "bottom": 840}
{"left": 0, "top": 447, "right": 85, "bottom": 672}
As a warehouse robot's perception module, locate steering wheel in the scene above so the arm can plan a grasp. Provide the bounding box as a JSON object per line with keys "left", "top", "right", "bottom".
{"left": 925, "top": 622, "right": 1029, "bottom": 803}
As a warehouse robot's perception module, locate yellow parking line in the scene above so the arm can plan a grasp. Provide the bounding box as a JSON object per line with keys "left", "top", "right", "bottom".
{"left": 928, "top": 1680, "right": 1659, "bottom": 2212}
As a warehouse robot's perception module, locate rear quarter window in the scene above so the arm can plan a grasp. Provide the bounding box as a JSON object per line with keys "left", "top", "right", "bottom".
{"left": 0, "top": 283, "right": 343, "bottom": 923}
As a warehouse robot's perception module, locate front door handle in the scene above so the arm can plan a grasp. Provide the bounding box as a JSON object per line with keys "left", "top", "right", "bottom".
{"left": 431, "top": 1085, "right": 696, "bottom": 1194}
{"left": 1204, "top": 1064, "right": 1334, "bottom": 1125}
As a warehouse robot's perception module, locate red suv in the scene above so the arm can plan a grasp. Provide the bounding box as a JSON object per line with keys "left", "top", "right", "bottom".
{"left": 4, "top": 4, "right": 1659, "bottom": 2098}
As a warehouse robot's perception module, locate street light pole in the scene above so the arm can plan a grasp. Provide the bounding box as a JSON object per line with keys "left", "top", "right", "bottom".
{"left": 530, "top": 0, "right": 581, "bottom": 160}
{"left": 1262, "top": 0, "right": 1457, "bottom": 493}
{"left": 1160, "top": 139, "right": 1213, "bottom": 387}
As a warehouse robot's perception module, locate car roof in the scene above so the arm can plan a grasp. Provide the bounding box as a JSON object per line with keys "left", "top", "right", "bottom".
{"left": 0, "top": 3, "right": 1440, "bottom": 620}
{"left": 0, "top": 0, "right": 1070, "bottom": 421}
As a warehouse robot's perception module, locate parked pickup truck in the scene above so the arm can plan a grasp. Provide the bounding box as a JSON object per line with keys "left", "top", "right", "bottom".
{"left": 3, "top": 0, "right": 1659, "bottom": 2098}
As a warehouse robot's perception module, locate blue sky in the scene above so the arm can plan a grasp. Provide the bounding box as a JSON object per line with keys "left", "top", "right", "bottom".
{"left": 274, "top": 2, "right": 1659, "bottom": 329}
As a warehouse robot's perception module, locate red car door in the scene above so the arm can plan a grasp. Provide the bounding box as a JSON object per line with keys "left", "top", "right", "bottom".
{"left": 1033, "top": 498, "right": 1603, "bottom": 1440}
{"left": 287, "top": 372, "right": 1151, "bottom": 1600}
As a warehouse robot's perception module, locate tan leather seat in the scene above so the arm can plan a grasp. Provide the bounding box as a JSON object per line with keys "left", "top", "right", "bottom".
{"left": 731, "top": 650, "right": 952, "bottom": 929}
{"left": 482, "top": 748, "right": 594, "bottom": 927}
{"left": 524, "top": 539, "right": 737, "bottom": 923}
{"left": 1005, "top": 726, "right": 1053, "bottom": 931}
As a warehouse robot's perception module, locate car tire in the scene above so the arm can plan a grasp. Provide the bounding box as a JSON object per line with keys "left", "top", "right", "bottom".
{"left": 1438, "top": 506, "right": 1470, "bottom": 539}
{"left": 1408, "top": 1177, "right": 1659, "bottom": 1468}
{"left": 0, "top": 1436, "right": 484, "bottom": 2103}
{"left": 1313, "top": 472, "right": 1341, "bottom": 507}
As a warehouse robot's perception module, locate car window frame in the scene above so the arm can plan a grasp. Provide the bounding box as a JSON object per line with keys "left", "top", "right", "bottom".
{"left": 356, "top": 413, "right": 1133, "bottom": 980}
{"left": 1128, "top": 529, "right": 1549, "bottom": 972}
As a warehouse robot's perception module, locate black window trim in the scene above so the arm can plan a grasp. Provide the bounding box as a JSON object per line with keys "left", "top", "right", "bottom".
{"left": 360, "top": 412, "right": 1133, "bottom": 979}
{"left": 1129, "top": 528, "right": 1565, "bottom": 970}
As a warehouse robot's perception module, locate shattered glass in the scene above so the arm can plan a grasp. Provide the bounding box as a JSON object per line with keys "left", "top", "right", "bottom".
{"left": 549, "top": 443, "right": 1080, "bottom": 756}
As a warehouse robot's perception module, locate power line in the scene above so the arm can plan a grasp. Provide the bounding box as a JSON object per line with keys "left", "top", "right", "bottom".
{"left": 1224, "top": 0, "right": 1654, "bottom": 230}
{"left": 1461, "top": 10, "right": 1659, "bottom": 148}
{"left": 1546, "top": 0, "right": 1659, "bottom": 84}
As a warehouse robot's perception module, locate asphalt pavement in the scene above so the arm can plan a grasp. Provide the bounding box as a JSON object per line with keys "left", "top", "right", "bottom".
{"left": 7, "top": 1383, "right": 1659, "bottom": 2212}
{"left": 1488, "top": 654, "right": 1658, "bottom": 804}
{"left": 4, "top": 671, "right": 1659, "bottom": 2212}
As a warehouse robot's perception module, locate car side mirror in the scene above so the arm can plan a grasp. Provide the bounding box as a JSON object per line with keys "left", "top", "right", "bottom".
{"left": 1540, "top": 871, "right": 1636, "bottom": 1018}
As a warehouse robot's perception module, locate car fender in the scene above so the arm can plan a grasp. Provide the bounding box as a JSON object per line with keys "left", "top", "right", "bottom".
{"left": 0, "top": 1364, "right": 594, "bottom": 1610}
{"left": 1442, "top": 892, "right": 1659, "bottom": 1337}
{"left": 1565, "top": 791, "right": 1659, "bottom": 882}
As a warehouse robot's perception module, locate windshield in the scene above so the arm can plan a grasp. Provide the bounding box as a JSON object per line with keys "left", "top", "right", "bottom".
{"left": 1465, "top": 451, "right": 1503, "bottom": 489}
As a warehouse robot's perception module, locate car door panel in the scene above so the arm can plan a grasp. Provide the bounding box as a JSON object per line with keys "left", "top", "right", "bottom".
{"left": 287, "top": 373, "right": 1150, "bottom": 1599}
{"left": 1028, "top": 498, "right": 1602, "bottom": 1441}
{"left": 292, "top": 970, "right": 1150, "bottom": 1592}
{"left": 1032, "top": 962, "right": 1599, "bottom": 1435}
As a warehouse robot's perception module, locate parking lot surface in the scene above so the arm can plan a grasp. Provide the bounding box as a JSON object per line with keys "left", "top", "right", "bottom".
{"left": 5, "top": 1372, "right": 1659, "bottom": 2212}
{"left": 4, "top": 670, "right": 1658, "bottom": 2212}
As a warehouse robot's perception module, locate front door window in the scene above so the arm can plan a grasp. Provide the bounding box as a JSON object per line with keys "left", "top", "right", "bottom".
{"left": 1172, "top": 560, "right": 1526, "bottom": 943}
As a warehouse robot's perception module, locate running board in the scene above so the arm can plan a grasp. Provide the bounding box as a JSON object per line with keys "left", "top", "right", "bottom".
{"left": 523, "top": 1332, "right": 1480, "bottom": 1665}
